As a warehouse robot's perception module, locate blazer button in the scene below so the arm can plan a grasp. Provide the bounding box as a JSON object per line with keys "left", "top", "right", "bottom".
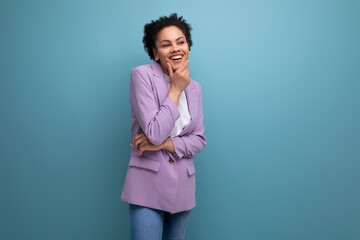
{"left": 168, "top": 158, "right": 175, "bottom": 164}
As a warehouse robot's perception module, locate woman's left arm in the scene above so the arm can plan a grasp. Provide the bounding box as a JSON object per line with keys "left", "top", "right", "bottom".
{"left": 169, "top": 85, "right": 206, "bottom": 159}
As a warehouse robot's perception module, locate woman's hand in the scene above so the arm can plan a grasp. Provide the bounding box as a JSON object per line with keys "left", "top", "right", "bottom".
{"left": 167, "top": 61, "right": 190, "bottom": 105}
{"left": 131, "top": 133, "right": 174, "bottom": 155}
{"left": 132, "top": 133, "right": 161, "bottom": 155}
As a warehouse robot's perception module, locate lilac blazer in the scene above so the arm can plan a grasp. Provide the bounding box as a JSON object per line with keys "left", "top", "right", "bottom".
{"left": 121, "top": 61, "right": 206, "bottom": 213}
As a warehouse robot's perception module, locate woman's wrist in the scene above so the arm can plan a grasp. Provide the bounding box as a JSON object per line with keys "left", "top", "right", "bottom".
{"left": 168, "top": 88, "right": 181, "bottom": 105}
{"left": 161, "top": 138, "right": 175, "bottom": 153}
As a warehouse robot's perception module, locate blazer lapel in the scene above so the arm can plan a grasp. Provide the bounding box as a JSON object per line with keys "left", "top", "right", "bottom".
{"left": 151, "top": 62, "right": 168, "bottom": 103}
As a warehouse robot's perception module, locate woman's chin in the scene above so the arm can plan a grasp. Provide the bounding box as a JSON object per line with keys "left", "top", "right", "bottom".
{"left": 160, "top": 59, "right": 186, "bottom": 74}
{"left": 169, "top": 60, "right": 185, "bottom": 69}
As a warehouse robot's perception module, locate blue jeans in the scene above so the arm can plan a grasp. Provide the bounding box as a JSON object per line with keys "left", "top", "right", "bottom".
{"left": 129, "top": 204, "right": 191, "bottom": 240}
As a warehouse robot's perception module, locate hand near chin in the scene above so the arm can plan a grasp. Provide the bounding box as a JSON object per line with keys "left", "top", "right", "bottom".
{"left": 131, "top": 133, "right": 162, "bottom": 156}
{"left": 167, "top": 60, "right": 190, "bottom": 93}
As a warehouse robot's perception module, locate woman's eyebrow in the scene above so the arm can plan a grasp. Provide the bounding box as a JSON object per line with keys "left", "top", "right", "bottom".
{"left": 160, "top": 39, "right": 171, "bottom": 43}
{"left": 160, "top": 36, "right": 185, "bottom": 43}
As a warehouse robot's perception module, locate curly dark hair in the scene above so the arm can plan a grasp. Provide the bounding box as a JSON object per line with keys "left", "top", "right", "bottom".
{"left": 142, "top": 13, "right": 193, "bottom": 61}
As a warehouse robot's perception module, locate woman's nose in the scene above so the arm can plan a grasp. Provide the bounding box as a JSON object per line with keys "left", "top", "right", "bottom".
{"left": 171, "top": 44, "right": 180, "bottom": 52}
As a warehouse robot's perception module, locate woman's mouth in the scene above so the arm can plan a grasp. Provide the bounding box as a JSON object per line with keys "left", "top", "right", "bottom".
{"left": 169, "top": 54, "right": 183, "bottom": 63}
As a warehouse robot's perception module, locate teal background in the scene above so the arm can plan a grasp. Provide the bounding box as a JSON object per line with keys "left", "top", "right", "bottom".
{"left": 1, "top": 0, "right": 359, "bottom": 239}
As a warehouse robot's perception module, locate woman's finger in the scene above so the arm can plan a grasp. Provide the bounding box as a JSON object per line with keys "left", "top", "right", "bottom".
{"left": 167, "top": 62, "right": 174, "bottom": 77}
{"left": 131, "top": 134, "right": 141, "bottom": 144}
{"left": 133, "top": 136, "right": 145, "bottom": 149}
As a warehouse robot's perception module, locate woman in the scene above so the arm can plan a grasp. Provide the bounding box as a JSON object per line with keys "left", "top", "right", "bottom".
{"left": 121, "top": 13, "right": 206, "bottom": 240}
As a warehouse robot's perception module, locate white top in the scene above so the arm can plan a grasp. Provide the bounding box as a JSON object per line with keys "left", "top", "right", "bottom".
{"left": 164, "top": 75, "right": 191, "bottom": 137}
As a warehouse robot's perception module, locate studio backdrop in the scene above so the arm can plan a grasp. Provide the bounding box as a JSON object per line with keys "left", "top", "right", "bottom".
{"left": 1, "top": 0, "right": 359, "bottom": 239}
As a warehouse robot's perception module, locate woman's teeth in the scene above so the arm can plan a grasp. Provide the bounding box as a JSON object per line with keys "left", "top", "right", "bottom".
{"left": 170, "top": 55, "right": 182, "bottom": 60}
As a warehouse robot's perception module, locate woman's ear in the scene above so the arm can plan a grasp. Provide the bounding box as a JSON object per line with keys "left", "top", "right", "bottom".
{"left": 153, "top": 48, "right": 159, "bottom": 61}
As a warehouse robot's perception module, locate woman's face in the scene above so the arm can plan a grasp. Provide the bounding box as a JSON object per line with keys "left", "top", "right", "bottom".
{"left": 153, "top": 26, "right": 190, "bottom": 75}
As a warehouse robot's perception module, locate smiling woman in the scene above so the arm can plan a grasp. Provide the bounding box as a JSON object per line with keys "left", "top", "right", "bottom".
{"left": 120, "top": 13, "right": 206, "bottom": 240}
{"left": 153, "top": 26, "right": 191, "bottom": 106}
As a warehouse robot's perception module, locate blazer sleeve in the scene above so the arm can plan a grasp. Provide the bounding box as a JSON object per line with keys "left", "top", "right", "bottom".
{"left": 130, "top": 68, "right": 180, "bottom": 145}
{"left": 170, "top": 84, "right": 207, "bottom": 159}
